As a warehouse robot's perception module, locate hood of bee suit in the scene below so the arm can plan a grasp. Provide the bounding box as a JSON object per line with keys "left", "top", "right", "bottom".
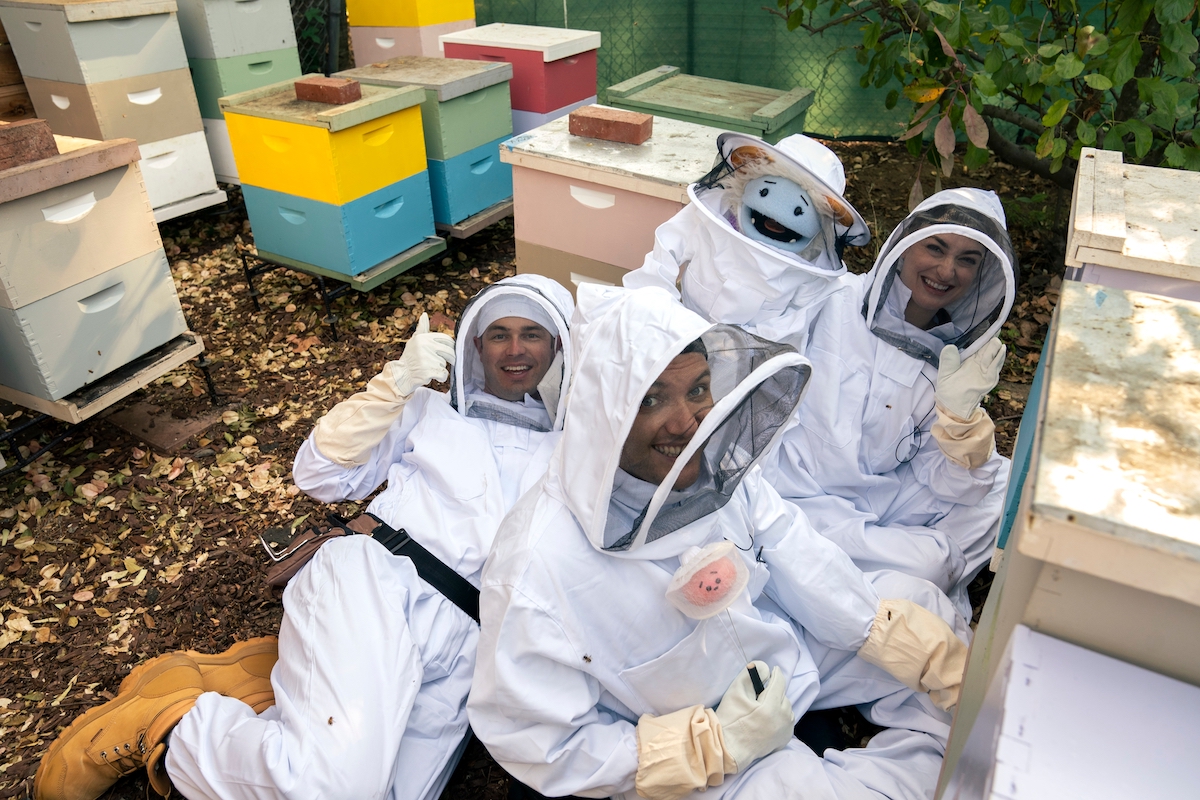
{"left": 546, "top": 284, "right": 813, "bottom": 561}
{"left": 861, "top": 187, "right": 1017, "bottom": 368}
{"left": 450, "top": 273, "right": 575, "bottom": 431}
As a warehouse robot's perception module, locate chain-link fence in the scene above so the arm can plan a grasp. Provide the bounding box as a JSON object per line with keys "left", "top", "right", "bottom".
{"left": 475, "top": 0, "right": 905, "bottom": 139}
{"left": 289, "top": 0, "right": 353, "bottom": 75}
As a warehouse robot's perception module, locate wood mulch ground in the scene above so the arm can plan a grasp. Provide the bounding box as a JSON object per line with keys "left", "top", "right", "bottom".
{"left": 0, "top": 141, "right": 1067, "bottom": 799}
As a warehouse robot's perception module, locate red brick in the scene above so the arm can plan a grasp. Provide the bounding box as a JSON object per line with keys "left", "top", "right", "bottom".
{"left": 294, "top": 76, "right": 362, "bottom": 105}
{"left": 569, "top": 105, "right": 653, "bottom": 145}
{"left": 0, "top": 119, "right": 58, "bottom": 171}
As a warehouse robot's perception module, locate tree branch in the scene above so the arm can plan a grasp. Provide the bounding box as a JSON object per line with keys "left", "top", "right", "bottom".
{"left": 982, "top": 105, "right": 1046, "bottom": 136}
{"left": 985, "top": 120, "right": 1075, "bottom": 189}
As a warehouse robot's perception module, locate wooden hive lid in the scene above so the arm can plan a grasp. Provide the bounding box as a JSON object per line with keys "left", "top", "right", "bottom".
{"left": 439, "top": 22, "right": 600, "bottom": 62}
{"left": 0, "top": 0, "right": 176, "bottom": 22}
{"left": 1068, "top": 147, "right": 1200, "bottom": 281}
{"left": 336, "top": 56, "right": 513, "bottom": 103}
{"left": 1023, "top": 280, "right": 1200, "bottom": 605}
{"left": 0, "top": 134, "right": 139, "bottom": 204}
{"left": 219, "top": 75, "right": 424, "bottom": 132}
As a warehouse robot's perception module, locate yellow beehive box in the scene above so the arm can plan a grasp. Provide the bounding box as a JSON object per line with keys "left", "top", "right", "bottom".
{"left": 346, "top": 0, "right": 473, "bottom": 29}
{"left": 220, "top": 76, "right": 427, "bottom": 205}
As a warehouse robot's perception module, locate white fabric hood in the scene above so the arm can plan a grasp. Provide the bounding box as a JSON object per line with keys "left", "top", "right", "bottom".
{"left": 450, "top": 274, "right": 574, "bottom": 431}
{"left": 548, "top": 285, "right": 812, "bottom": 560}
{"left": 862, "top": 187, "right": 1017, "bottom": 367}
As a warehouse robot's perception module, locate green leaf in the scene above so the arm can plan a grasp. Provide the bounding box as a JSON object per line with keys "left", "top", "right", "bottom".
{"left": 1155, "top": 0, "right": 1192, "bottom": 24}
{"left": 1011, "top": 0, "right": 1026, "bottom": 14}
{"left": 989, "top": 5, "right": 1010, "bottom": 26}
{"left": 68, "top": 465, "right": 85, "bottom": 479}
{"left": 984, "top": 48, "right": 1004, "bottom": 73}
{"left": 1162, "top": 47, "right": 1198, "bottom": 78}
{"left": 1083, "top": 73, "right": 1114, "bottom": 91}
{"left": 885, "top": 89, "right": 900, "bottom": 110}
{"left": 1126, "top": 119, "right": 1153, "bottom": 158}
{"left": 1105, "top": 35, "right": 1142, "bottom": 88}
{"left": 926, "top": 1, "right": 958, "bottom": 19}
{"left": 1077, "top": 119, "right": 1097, "bottom": 145}
{"left": 1038, "top": 42, "right": 1064, "bottom": 58}
{"left": 1051, "top": 137, "right": 1067, "bottom": 159}
{"left": 1183, "top": 146, "right": 1200, "bottom": 171}
{"left": 1022, "top": 83, "right": 1045, "bottom": 105}
{"left": 1103, "top": 123, "right": 1126, "bottom": 151}
{"left": 1036, "top": 129, "right": 1055, "bottom": 158}
{"left": 973, "top": 73, "right": 999, "bottom": 96}
{"left": 864, "top": 21, "right": 882, "bottom": 50}
{"left": 963, "top": 142, "right": 990, "bottom": 170}
{"left": 1042, "top": 98, "right": 1070, "bottom": 127}
{"left": 1069, "top": 139, "right": 1085, "bottom": 161}
{"left": 1162, "top": 21, "right": 1199, "bottom": 53}
{"left": 1165, "top": 141, "right": 1186, "bottom": 166}
{"left": 1055, "top": 53, "right": 1085, "bottom": 80}
{"left": 999, "top": 31, "right": 1026, "bottom": 49}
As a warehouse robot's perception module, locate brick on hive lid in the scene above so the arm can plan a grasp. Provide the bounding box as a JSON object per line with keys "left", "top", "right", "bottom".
{"left": 569, "top": 105, "right": 653, "bottom": 145}
{"left": 0, "top": 120, "right": 60, "bottom": 172}
{"left": 295, "top": 76, "right": 363, "bottom": 105}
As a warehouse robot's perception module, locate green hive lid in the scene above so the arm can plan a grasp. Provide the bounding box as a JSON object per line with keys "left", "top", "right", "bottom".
{"left": 219, "top": 75, "right": 425, "bottom": 132}
{"left": 336, "top": 56, "right": 513, "bottom": 103}
{"left": 0, "top": 0, "right": 176, "bottom": 21}
{"left": 608, "top": 67, "right": 813, "bottom": 135}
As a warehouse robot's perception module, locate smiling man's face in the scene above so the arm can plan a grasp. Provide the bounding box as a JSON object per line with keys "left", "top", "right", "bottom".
{"left": 619, "top": 351, "right": 714, "bottom": 490}
{"left": 474, "top": 316, "right": 556, "bottom": 402}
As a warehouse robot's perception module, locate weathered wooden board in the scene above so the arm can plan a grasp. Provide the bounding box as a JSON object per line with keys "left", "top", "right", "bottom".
{"left": 0, "top": 133, "right": 138, "bottom": 204}
{"left": 220, "top": 74, "right": 423, "bottom": 131}
{"left": 0, "top": 0, "right": 176, "bottom": 23}
{"left": 337, "top": 55, "right": 511, "bottom": 102}
{"left": 0, "top": 83, "right": 33, "bottom": 121}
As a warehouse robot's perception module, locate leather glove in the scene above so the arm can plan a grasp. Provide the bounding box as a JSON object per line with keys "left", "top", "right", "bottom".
{"left": 635, "top": 705, "right": 729, "bottom": 800}
{"left": 311, "top": 313, "right": 455, "bottom": 467}
{"left": 856, "top": 599, "right": 968, "bottom": 711}
{"left": 935, "top": 339, "right": 1005, "bottom": 420}
{"left": 714, "top": 661, "right": 795, "bottom": 773}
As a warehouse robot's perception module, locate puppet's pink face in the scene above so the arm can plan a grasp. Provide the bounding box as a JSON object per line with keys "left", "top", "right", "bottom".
{"left": 679, "top": 556, "right": 739, "bottom": 607}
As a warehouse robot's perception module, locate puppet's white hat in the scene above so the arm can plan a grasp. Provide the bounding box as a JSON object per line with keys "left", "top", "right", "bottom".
{"left": 716, "top": 132, "right": 870, "bottom": 246}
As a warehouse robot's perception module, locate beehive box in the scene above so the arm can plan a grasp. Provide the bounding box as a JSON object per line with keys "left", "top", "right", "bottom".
{"left": 427, "top": 134, "right": 510, "bottom": 225}
{"left": 137, "top": 129, "right": 217, "bottom": 208}
{"left": 939, "top": 280, "right": 1200, "bottom": 796}
{"left": 440, "top": 23, "right": 599, "bottom": 114}
{"left": 349, "top": 19, "right": 474, "bottom": 62}
{"left": 23, "top": 67, "right": 202, "bottom": 142}
{"left": 500, "top": 110, "right": 724, "bottom": 287}
{"left": 0, "top": 134, "right": 161, "bottom": 308}
{"left": 608, "top": 66, "right": 814, "bottom": 145}
{"left": 189, "top": 47, "right": 301, "bottom": 118}
{"left": 1066, "top": 146, "right": 1200, "bottom": 302}
{"left": 0, "top": 1, "right": 186, "bottom": 84}
{"left": 346, "top": 0, "right": 472, "bottom": 30}
{"left": 220, "top": 76, "right": 426, "bottom": 205}
{"left": 174, "top": 0, "right": 295, "bottom": 60}
{"left": 337, "top": 55, "right": 512, "bottom": 160}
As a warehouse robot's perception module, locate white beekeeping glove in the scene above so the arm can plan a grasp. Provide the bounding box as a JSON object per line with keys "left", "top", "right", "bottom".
{"left": 932, "top": 339, "right": 1005, "bottom": 469}
{"left": 856, "top": 599, "right": 968, "bottom": 711}
{"left": 311, "top": 313, "right": 455, "bottom": 467}
{"left": 713, "top": 661, "right": 795, "bottom": 773}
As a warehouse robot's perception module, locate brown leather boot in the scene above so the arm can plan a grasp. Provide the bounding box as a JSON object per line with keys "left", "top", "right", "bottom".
{"left": 122, "top": 637, "right": 278, "bottom": 714}
{"left": 34, "top": 653, "right": 202, "bottom": 800}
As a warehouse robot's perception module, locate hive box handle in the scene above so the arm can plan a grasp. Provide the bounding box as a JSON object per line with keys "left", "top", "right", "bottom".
{"left": 470, "top": 156, "right": 493, "bottom": 175}
{"left": 42, "top": 192, "right": 97, "bottom": 225}
{"left": 248, "top": 60, "right": 273, "bottom": 74}
{"left": 375, "top": 38, "right": 395, "bottom": 48}
{"left": 128, "top": 88, "right": 163, "bottom": 105}
{"left": 78, "top": 283, "right": 125, "bottom": 314}
{"left": 51, "top": 94, "right": 70, "bottom": 109}
{"left": 569, "top": 185, "right": 615, "bottom": 209}
{"left": 362, "top": 123, "right": 393, "bottom": 146}
{"left": 278, "top": 207, "right": 306, "bottom": 225}
{"left": 374, "top": 196, "right": 404, "bottom": 218}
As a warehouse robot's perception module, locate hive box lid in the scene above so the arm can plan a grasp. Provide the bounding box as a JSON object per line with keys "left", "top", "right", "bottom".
{"left": 1022, "top": 280, "right": 1200, "bottom": 606}
{"left": 1067, "top": 147, "right": 1200, "bottom": 281}
{"left": 0, "top": 134, "right": 139, "bottom": 204}
{"left": 440, "top": 23, "right": 600, "bottom": 62}
{"left": 499, "top": 109, "right": 724, "bottom": 204}
{"left": 337, "top": 56, "right": 512, "bottom": 103}
{"left": 219, "top": 75, "right": 424, "bottom": 132}
{"left": 0, "top": 0, "right": 175, "bottom": 22}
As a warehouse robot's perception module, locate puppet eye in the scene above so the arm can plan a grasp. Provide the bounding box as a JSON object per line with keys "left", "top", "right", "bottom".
{"left": 759, "top": 187, "right": 769, "bottom": 197}
{"left": 794, "top": 206, "right": 804, "bottom": 216}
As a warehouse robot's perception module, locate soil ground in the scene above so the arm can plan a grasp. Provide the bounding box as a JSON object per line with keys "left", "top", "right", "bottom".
{"left": 0, "top": 141, "right": 1067, "bottom": 799}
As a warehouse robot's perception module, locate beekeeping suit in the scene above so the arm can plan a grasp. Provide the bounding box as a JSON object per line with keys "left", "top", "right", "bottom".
{"left": 766, "top": 188, "right": 1017, "bottom": 615}
{"left": 623, "top": 133, "right": 870, "bottom": 351}
{"left": 164, "top": 275, "right": 573, "bottom": 800}
{"left": 468, "top": 285, "right": 968, "bottom": 800}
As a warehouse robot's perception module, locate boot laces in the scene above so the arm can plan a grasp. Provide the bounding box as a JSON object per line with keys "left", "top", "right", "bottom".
{"left": 99, "top": 734, "right": 148, "bottom": 773}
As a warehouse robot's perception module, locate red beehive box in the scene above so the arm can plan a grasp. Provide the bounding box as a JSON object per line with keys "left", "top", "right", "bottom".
{"left": 440, "top": 23, "right": 600, "bottom": 114}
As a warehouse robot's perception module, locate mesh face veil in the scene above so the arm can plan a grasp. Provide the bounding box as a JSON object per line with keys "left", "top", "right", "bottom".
{"left": 603, "top": 325, "right": 811, "bottom": 553}
{"left": 861, "top": 193, "right": 1018, "bottom": 368}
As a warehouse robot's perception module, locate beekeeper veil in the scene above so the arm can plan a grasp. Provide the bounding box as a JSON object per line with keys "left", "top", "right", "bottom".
{"left": 451, "top": 274, "right": 574, "bottom": 431}
{"left": 550, "top": 285, "right": 812, "bottom": 561}
{"left": 862, "top": 187, "right": 1017, "bottom": 368}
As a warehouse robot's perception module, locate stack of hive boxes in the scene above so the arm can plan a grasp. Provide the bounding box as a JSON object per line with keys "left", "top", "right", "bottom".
{"left": 175, "top": 0, "right": 301, "bottom": 184}
{"left": 338, "top": 56, "right": 512, "bottom": 227}
{"left": 0, "top": 0, "right": 226, "bottom": 221}
{"left": 348, "top": 0, "right": 474, "bottom": 64}
{"left": 441, "top": 23, "right": 599, "bottom": 135}
{"left": 221, "top": 76, "right": 436, "bottom": 276}
{"left": 0, "top": 131, "right": 187, "bottom": 402}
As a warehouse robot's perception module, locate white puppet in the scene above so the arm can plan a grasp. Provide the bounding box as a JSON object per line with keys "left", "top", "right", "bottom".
{"left": 625, "top": 133, "right": 870, "bottom": 349}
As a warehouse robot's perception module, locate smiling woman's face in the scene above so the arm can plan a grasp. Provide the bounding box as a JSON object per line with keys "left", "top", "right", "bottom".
{"left": 619, "top": 352, "right": 714, "bottom": 490}
{"left": 897, "top": 232, "right": 985, "bottom": 329}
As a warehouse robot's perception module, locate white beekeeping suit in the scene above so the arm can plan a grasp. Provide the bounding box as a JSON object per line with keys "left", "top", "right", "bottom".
{"left": 765, "top": 188, "right": 1017, "bottom": 615}
{"left": 164, "top": 275, "right": 574, "bottom": 800}
{"left": 468, "top": 286, "right": 969, "bottom": 800}
{"left": 623, "top": 133, "right": 870, "bottom": 351}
